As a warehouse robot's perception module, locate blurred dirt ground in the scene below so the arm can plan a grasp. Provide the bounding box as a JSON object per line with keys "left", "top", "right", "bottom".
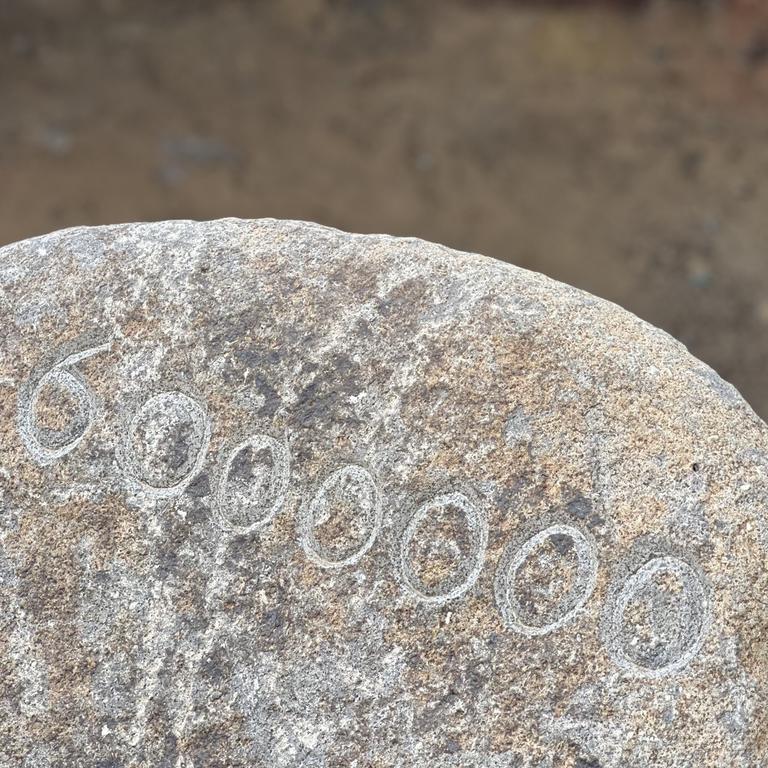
{"left": 2, "top": 0, "right": 768, "bottom": 416}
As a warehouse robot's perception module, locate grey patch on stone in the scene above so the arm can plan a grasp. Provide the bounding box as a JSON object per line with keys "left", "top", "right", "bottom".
{"left": 504, "top": 406, "right": 532, "bottom": 446}
{"left": 67, "top": 229, "right": 108, "bottom": 270}
{"left": 299, "top": 463, "right": 382, "bottom": 568}
{"left": 119, "top": 389, "right": 211, "bottom": 498}
{"left": 396, "top": 490, "right": 489, "bottom": 605}
{"left": 494, "top": 523, "right": 598, "bottom": 636}
{"left": 90, "top": 650, "right": 137, "bottom": 718}
{"left": 693, "top": 363, "right": 747, "bottom": 409}
{"left": 601, "top": 554, "right": 711, "bottom": 678}
{"left": 540, "top": 712, "right": 625, "bottom": 768}
{"left": 565, "top": 492, "right": 593, "bottom": 521}
{"left": 0, "top": 546, "right": 50, "bottom": 720}
{"left": 732, "top": 448, "right": 768, "bottom": 555}
{"left": 77, "top": 555, "right": 148, "bottom": 651}
{"left": 213, "top": 433, "right": 290, "bottom": 535}
{"left": 17, "top": 338, "right": 111, "bottom": 465}
{"left": 21, "top": 746, "right": 53, "bottom": 768}
{"left": 574, "top": 758, "right": 602, "bottom": 768}
{"left": 666, "top": 461, "right": 711, "bottom": 546}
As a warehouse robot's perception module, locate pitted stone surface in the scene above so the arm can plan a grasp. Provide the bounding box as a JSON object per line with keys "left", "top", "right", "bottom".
{"left": 0, "top": 219, "right": 766, "bottom": 767}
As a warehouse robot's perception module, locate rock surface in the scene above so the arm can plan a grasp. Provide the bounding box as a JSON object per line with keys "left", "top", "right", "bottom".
{"left": 0, "top": 219, "right": 766, "bottom": 768}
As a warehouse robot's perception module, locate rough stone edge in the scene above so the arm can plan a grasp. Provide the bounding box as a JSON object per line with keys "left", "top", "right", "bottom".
{"left": 0, "top": 216, "right": 759, "bottom": 427}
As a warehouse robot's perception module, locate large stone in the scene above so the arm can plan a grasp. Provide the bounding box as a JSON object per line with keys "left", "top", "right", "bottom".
{"left": 0, "top": 219, "right": 766, "bottom": 767}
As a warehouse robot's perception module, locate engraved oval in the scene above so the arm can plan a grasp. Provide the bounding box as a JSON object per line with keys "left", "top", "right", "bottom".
{"left": 213, "top": 434, "right": 289, "bottom": 534}
{"left": 397, "top": 492, "right": 488, "bottom": 605}
{"left": 494, "top": 524, "right": 597, "bottom": 636}
{"left": 300, "top": 465, "right": 381, "bottom": 568}
{"left": 124, "top": 391, "right": 210, "bottom": 496}
{"left": 26, "top": 369, "right": 94, "bottom": 459}
{"left": 18, "top": 341, "right": 110, "bottom": 465}
{"left": 604, "top": 556, "right": 709, "bottom": 677}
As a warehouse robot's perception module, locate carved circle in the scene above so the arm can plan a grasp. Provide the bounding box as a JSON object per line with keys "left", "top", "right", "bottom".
{"left": 17, "top": 342, "right": 110, "bottom": 465}
{"left": 123, "top": 391, "right": 210, "bottom": 497}
{"left": 603, "top": 555, "right": 710, "bottom": 677}
{"left": 397, "top": 491, "right": 488, "bottom": 605}
{"left": 299, "top": 464, "right": 382, "bottom": 568}
{"left": 213, "top": 434, "right": 290, "bottom": 535}
{"left": 494, "top": 524, "right": 598, "bottom": 637}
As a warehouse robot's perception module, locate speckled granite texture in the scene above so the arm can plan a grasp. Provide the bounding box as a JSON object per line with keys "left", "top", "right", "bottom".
{"left": 0, "top": 219, "right": 766, "bottom": 767}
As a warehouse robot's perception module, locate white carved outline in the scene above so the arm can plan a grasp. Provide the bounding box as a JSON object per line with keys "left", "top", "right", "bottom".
{"left": 213, "top": 434, "right": 290, "bottom": 535}
{"left": 122, "top": 390, "right": 211, "bottom": 498}
{"left": 494, "top": 524, "right": 598, "bottom": 637}
{"left": 604, "top": 555, "right": 710, "bottom": 678}
{"left": 17, "top": 341, "right": 111, "bottom": 465}
{"left": 299, "top": 464, "right": 382, "bottom": 568}
{"left": 397, "top": 491, "right": 488, "bottom": 605}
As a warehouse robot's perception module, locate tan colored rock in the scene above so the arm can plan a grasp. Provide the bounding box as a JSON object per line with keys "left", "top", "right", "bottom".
{"left": 0, "top": 219, "right": 766, "bottom": 767}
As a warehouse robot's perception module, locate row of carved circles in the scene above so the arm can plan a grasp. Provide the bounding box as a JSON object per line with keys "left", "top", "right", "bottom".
{"left": 18, "top": 351, "right": 711, "bottom": 677}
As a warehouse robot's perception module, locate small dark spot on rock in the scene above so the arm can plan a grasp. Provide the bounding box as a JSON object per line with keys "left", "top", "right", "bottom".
{"left": 264, "top": 607, "right": 284, "bottom": 631}
{"left": 575, "top": 758, "right": 602, "bottom": 768}
{"left": 155, "top": 549, "right": 179, "bottom": 580}
{"left": 692, "top": 462, "right": 700, "bottom": 472}
{"left": 566, "top": 493, "right": 593, "bottom": 520}
{"left": 201, "top": 645, "right": 230, "bottom": 685}
{"left": 235, "top": 344, "right": 281, "bottom": 370}
{"left": 160, "top": 730, "right": 179, "bottom": 765}
{"left": 550, "top": 533, "right": 574, "bottom": 554}
{"left": 407, "top": 651, "right": 423, "bottom": 668}
{"left": 186, "top": 472, "right": 211, "bottom": 497}
{"left": 254, "top": 376, "right": 281, "bottom": 418}
{"left": 445, "top": 739, "right": 461, "bottom": 754}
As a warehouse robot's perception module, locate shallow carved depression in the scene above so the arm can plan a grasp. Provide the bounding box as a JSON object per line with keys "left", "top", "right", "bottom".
{"left": 398, "top": 492, "right": 488, "bottom": 604}
{"left": 214, "top": 434, "right": 289, "bottom": 533}
{"left": 495, "top": 524, "right": 598, "bottom": 636}
{"left": 605, "top": 556, "right": 709, "bottom": 677}
{"left": 300, "top": 465, "right": 381, "bottom": 568}
{"left": 124, "top": 391, "right": 209, "bottom": 494}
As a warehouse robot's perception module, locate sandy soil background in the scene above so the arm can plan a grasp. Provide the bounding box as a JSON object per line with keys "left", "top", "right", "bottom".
{"left": 2, "top": 0, "right": 768, "bottom": 417}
